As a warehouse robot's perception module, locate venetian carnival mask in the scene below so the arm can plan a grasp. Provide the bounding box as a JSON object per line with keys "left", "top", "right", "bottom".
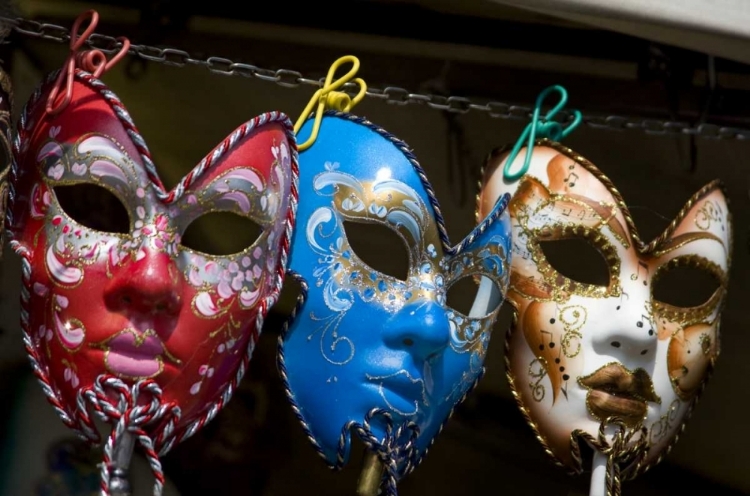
{"left": 280, "top": 110, "right": 512, "bottom": 481}
{"left": 6, "top": 12, "right": 298, "bottom": 481}
{"left": 477, "top": 139, "right": 732, "bottom": 476}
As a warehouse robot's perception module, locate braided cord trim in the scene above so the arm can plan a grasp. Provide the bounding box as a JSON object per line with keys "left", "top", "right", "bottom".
{"left": 277, "top": 110, "right": 511, "bottom": 494}
{"left": 8, "top": 66, "right": 301, "bottom": 495}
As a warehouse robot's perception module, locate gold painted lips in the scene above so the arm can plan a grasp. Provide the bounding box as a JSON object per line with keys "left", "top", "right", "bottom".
{"left": 578, "top": 363, "right": 661, "bottom": 427}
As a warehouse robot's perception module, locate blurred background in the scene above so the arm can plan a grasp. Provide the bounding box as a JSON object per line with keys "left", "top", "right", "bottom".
{"left": 0, "top": 0, "right": 749, "bottom": 494}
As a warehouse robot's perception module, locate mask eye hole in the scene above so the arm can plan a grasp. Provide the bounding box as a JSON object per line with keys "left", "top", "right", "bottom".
{"left": 447, "top": 275, "right": 502, "bottom": 317}
{"left": 653, "top": 258, "right": 723, "bottom": 308}
{"left": 539, "top": 236, "right": 611, "bottom": 287}
{"left": 53, "top": 183, "right": 130, "bottom": 234}
{"left": 181, "top": 211, "right": 263, "bottom": 256}
{"left": 343, "top": 220, "right": 410, "bottom": 281}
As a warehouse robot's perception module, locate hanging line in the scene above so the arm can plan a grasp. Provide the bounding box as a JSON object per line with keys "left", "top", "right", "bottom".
{"left": 502, "top": 85, "right": 582, "bottom": 182}
{"left": 5, "top": 15, "right": 750, "bottom": 141}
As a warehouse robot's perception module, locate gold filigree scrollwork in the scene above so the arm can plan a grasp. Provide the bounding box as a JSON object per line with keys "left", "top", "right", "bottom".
{"left": 695, "top": 199, "right": 723, "bottom": 231}
{"left": 529, "top": 357, "right": 548, "bottom": 402}
{"left": 649, "top": 398, "right": 680, "bottom": 444}
{"left": 559, "top": 305, "right": 586, "bottom": 358}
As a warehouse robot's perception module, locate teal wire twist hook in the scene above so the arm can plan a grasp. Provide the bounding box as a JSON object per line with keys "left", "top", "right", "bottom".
{"left": 503, "top": 85, "right": 582, "bottom": 182}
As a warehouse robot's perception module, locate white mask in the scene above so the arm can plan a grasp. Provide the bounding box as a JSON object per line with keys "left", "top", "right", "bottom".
{"left": 477, "top": 139, "right": 732, "bottom": 482}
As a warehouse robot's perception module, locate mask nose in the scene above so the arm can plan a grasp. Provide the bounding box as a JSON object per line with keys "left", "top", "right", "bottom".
{"left": 385, "top": 300, "right": 451, "bottom": 361}
{"left": 104, "top": 248, "right": 183, "bottom": 317}
{"left": 591, "top": 294, "right": 657, "bottom": 359}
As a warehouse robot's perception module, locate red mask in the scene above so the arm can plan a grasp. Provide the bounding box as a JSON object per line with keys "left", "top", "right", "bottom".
{"left": 7, "top": 11, "right": 298, "bottom": 492}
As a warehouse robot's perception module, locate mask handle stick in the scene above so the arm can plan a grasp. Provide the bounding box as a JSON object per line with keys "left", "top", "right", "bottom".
{"left": 356, "top": 449, "right": 384, "bottom": 496}
{"left": 589, "top": 450, "right": 608, "bottom": 496}
{"left": 109, "top": 431, "right": 136, "bottom": 496}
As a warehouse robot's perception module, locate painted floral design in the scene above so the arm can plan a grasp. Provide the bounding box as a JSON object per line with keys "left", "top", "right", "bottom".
{"left": 11, "top": 108, "right": 294, "bottom": 428}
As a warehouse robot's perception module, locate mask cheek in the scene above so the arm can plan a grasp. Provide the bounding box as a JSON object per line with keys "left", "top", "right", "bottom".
{"left": 521, "top": 300, "right": 583, "bottom": 405}
{"left": 666, "top": 322, "right": 718, "bottom": 400}
{"left": 30, "top": 182, "right": 52, "bottom": 219}
{"left": 43, "top": 220, "right": 103, "bottom": 289}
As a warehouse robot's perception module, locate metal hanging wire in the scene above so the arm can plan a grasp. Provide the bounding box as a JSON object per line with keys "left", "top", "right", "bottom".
{"left": 4, "top": 15, "right": 750, "bottom": 141}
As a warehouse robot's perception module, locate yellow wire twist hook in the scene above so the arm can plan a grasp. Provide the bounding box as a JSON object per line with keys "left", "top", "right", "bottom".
{"left": 294, "top": 55, "right": 367, "bottom": 151}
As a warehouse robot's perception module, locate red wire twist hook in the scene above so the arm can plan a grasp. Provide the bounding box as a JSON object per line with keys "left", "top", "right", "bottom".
{"left": 45, "top": 10, "right": 131, "bottom": 117}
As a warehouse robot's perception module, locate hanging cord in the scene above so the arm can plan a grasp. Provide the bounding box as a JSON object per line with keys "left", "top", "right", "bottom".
{"left": 502, "top": 85, "right": 582, "bottom": 182}
{"left": 81, "top": 376, "right": 181, "bottom": 496}
{"left": 571, "top": 418, "right": 649, "bottom": 496}
{"left": 44, "top": 9, "right": 130, "bottom": 117}
{"left": 344, "top": 408, "right": 420, "bottom": 496}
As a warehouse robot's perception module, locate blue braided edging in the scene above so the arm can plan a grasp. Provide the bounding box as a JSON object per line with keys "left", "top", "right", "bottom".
{"left": 275, "top": 271, "right": 329, "bottom": 458}
{"left": 277, "top": 110, "right": 513, "bottom": 492}
{"left": 454, "top": 192, "right": 510, "bottom": 255}
{"left": 342, "top": 407, "right": 420, "bottom": 496}
{"left": 7, "top": 65, "right": 303, "bottom": 460}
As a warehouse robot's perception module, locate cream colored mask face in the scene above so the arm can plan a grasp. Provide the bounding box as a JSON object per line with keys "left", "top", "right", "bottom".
{"left": 477, "top": 139, "right": 732, "bottom": 475}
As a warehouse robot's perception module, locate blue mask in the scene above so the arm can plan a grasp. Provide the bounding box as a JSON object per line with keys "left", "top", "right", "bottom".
{"left": 279, "top": 111, "right": 512, "bottom": 485}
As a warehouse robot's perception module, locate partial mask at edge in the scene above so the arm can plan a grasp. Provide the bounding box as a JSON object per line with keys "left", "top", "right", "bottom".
{"left": 0, "top": 65, "right": 12, "bottom": 257}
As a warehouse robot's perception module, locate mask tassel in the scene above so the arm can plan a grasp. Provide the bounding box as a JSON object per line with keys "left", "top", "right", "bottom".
{"left": 106, "top": 430, "right": 136, "bottom": 496}
{"left": 83, "top": 376, "right": 182, "bottom": 496}
{"left": 584, "top": 419, "right": 649, "bottom": 496}
{"left": 347, "top": 408, "right": 420, "bottom": 496}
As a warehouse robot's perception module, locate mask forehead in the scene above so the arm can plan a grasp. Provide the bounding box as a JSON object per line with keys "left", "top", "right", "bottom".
{"left": 479, "top": 142, "right": 632, "bottom": 247}
{"left": 282, "top": 111, "right": 512, "bottom": 472}
{"left": 651, "top": 185, "right": 731, "bottom": 268}
{"left": 477, "top": 139, "right": 732, "bottom": 475}
{"left": 304, "top": 116, "right": 444, "bottom": 252}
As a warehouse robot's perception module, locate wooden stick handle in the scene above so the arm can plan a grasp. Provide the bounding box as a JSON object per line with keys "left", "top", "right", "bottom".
{"left": 356, "top": 449, "right": 384, "bottom": 496}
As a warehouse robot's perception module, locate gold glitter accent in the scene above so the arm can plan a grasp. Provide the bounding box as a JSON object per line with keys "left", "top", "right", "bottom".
{"left": 529, "top": 357, "right": 548, "bottom": 402}
{"left": 478, "top": 138, "right": 733, "bottom": 478}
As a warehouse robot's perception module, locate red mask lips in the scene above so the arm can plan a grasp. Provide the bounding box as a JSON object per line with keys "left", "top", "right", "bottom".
{"left": 578, "top": 363, "right": 661, "bottom": 427}
{"left": 90, "top": 328, "right": 182, "bottom": 380}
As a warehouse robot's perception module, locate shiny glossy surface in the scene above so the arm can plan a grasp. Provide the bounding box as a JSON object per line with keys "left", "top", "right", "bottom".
{"left": 478, "top": 141, "right": 731, "bottom": 473}
{"left": 9, "top": 69, "right": 296, "bottom": 434}
{"left": 282, "top": 112, "right": 512, "bottom": 471}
